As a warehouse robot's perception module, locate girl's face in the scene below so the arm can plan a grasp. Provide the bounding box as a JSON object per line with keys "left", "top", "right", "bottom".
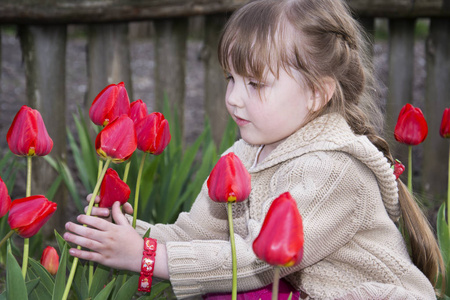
{"left": 225, "top": 67, "right": 315, "bottom": 153}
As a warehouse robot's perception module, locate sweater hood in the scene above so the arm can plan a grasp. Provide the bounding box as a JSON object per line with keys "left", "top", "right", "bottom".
{"left": 232, "top": 113, "right": 400, "bottom": 222}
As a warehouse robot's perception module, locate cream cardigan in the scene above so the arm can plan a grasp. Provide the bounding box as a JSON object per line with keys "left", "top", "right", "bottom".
{"left": 131, "top": 114, "right": 436, "bottom": 299}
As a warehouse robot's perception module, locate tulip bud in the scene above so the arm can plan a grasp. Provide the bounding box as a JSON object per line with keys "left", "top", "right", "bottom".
{"left": 0, "top": 176, "right": 11, "bottom": 218}
{"left": 135, "top": 112, "right": 171, "bottom": 155}
{"left": 440, "top": 108, "right": 450, "bottom": 138}
{"left": 253, "top": 192, "right": 304, "bottom": 267}
{"left": 394, "top": 103, "right": 428, "bottom": 145}
{"left": 8, "top": 195, "right": 57, "bottom": 238}
{"left": 99, "top": 168, "right": 131, "bottom": 208}
{"left": 207, "top": 152, "right": 251, "bottom": 203}
{"left": 6, "top": 105, "right": 53, "bottom": 156}
{"left": 40, "top": 246, "right": 59, "bottom": 276}
{"left": 392, "top": 159, "right": 405, "bottom": 180}
{"left": 130, "top": 100, "right": 148, "bottom": 124}
{"left": 95, "top": 115, "right": 137, "bottom": 163}
{"left": 89, "top": 82, "right": 130, "bottom": 127}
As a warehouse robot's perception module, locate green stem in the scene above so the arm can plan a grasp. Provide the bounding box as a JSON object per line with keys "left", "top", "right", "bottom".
{"left": 447, "top": 145, "right": 450, "bottom": 235}
{"left": 272, "top": 266, "right": 280, "bottom": 300}
{"left": 123, "top": 160, "right": 131, "bottom": 184}
{"left": 228, "top": 202, "right": 237, "bottom": 300}
{"left": 408, "top": 145, "right": 412, "bottom": 193}
{"left": 133, "top": 153, "right": 147, "bottom": 228}
{"left": 22, "top": 156, "right": 32, "bottom": 279}
{"left": 62, "top": 158, "right": 112, "bottom": 300}
{"left": 0, "top": 230, "right": 14, "bottom": 248}
{"left": 89, "top": 159, "right": 104, "bottom": 291}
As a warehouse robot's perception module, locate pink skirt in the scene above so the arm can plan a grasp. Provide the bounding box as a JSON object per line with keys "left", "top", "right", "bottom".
{"left": 202, "top": 279, "right": 301, "bottom": 300}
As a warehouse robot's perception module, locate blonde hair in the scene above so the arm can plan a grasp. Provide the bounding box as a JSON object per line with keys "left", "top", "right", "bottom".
{"left": 219, "top": 0, "right": 445, "bottom": 290}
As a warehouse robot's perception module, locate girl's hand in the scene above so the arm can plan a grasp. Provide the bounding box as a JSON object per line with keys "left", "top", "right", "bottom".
{"left": 85, "top": 194, "right": 133, "bottom": 220}
{"left": 64, "top": 201, "right": 143, "bottom": 272}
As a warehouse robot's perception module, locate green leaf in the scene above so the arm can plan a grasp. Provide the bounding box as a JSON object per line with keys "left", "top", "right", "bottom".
{"left": 52, "top": 244, "right": 67, "bottom": 300}
{"left": 6, "top": 241, "right": 28, "bottom": 300}
{"left": 147, "top": 281, "right": 172, "bottom": 299}
{"left": 93, "top": 277, "right": 116, "bottom": 300}
{"left": 26, "top": 278, "right": 40, "bottom": 296}
{"left": 112, "top": 274, "right": 139, "bottom": 300}
{"left": 72, "top": 264, "right": 88, "bottom": 300}
{"left": 436, "top": 203, "right": 450, "bottom": 296}
{"left": 28, "top": 258, "right": 55, "bottom": 295}
{"left": 89, "top": 264, "right": 111, "bottom": 297}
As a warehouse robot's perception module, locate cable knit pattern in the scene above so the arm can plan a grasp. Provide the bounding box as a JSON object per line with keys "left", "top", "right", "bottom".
{"left": 129, "top": 114, "right": 435, "bottom": 299}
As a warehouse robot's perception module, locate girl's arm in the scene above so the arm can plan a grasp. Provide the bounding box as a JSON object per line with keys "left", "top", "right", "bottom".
{"left": 64, "top": 201, "right": 169, "bottom": 280}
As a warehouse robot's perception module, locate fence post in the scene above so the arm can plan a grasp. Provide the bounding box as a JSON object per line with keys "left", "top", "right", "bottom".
{"left": 423, "top": 18, "right": 450, "bottom": 203}
{"left": 154, "top": 18, "right": 188, "bottom": 142}
{"left": 203, "top": 14, "right": 229, "bottom": 147}
{"left": 385, "top": 19, "right": 416, "bottom": 171}
{"left": 19, "top": 24, "right": 68, "bottom": 239}
{"left": 85, "top": 23, "right": 133, "bottom": 118}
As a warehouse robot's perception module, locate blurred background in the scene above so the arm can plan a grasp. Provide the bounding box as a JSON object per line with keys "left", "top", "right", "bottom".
{"left": 0, "top": 0, "right": 448, "bottom": 244}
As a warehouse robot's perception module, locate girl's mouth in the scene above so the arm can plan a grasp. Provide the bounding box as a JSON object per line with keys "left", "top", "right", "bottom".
{"left": 234, "top": 116, "right": 250, "bottom": 126}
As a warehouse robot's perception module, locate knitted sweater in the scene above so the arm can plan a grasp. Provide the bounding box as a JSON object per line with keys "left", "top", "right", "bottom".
{"left": 131, "top": 114, "right": 436, "bottom": 299}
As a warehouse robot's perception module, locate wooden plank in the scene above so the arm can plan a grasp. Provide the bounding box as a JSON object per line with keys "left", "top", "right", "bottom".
{"left": 154, "top": 17, "right": 188, "bottom": 141}
{"left": 18, "top": 24, "right": 68, "bottom": 240}
{"left": 422, "top": 18, "right": 450, "bottom": 201}
{"left": 384, "top": 18, "right": 415, "bottom": 166}
{"left": 203, "top": 14, "right": 229, "bottom": 147}
{"left": 85, "top": 23, "right": 133, "bottom": 115}
{"left": 1, "top": 0, "right": 450, "bottom": 24}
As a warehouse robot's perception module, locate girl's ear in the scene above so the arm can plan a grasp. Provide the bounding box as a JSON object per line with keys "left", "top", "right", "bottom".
{"left": 307, "top": 77, "right": 336, "bottom": 112}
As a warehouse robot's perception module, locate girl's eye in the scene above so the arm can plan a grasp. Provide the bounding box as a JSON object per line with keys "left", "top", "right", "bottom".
{"left": 248, "top": 81, "right": 264, "bottom": 89}
{"left": 225, "top": 74, "right": 234, "bottom": 82}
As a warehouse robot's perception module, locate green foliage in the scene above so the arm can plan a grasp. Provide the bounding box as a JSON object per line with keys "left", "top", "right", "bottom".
{"left": 60, "top": 101, "right": 237, "bottom": 225}
{"left": 437, "top": 202, "right": 449, "bottom": 298}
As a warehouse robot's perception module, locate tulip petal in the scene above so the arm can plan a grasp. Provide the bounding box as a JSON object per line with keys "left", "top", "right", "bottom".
{"left": 0, "top": 176, "right": 11, "bottom": 218}
{"left": 394, "top": 103, "right": 428, "bottom": 145}
{"left": 8, "top": 195, "right": 57, "bottom": 238}
{"left": 207, "top": 152, "right": 251, "bottom": 203}
{"left": 40, "top": 246, "right": 59, "bottom": 276}
{"left": 33, "top": 110, "right": 54, "bottom": 156}
{"left": 440, "top": 108, "right": 450, "bottom": 138}
{"left": 130, "top": 99, "right": 148, "bottom": 124}
{"left": 95, "top": 115, "right": 137, "bottom": 163}
{"left": 252, "top": 192, "right": 304, "bottom": 267}
{"left": 99, "top": 168, "right": 131, "bottom": 208}
{"left": 136, "top": 112, "right": 171, "bottom": 155}
{"left": 89, "top": 82, "right": 130, "bottom": 126}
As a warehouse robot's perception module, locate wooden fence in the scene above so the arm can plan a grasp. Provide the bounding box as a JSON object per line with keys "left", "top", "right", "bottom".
{"left": 1, "top": 0, "right": 449, "bottom": 236}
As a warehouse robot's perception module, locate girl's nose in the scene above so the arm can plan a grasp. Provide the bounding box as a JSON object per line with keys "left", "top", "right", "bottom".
{"left": 226, "top": 81, "right": 246, "bottom": 108}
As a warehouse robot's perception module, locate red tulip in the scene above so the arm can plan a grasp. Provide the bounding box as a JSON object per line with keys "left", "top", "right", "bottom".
{"left": 440, "top": 108, "right": 450, "bottom": 138}
{"left": 6, "top": 105, "right": 53, "bottom": 156}
{"left": 95, "top": 115, "right": 137, "bottom": 163}
{"left": 394, "top": 103, "right": 428, "bottom": 145}
{"left": 8, "top": 195, "right": 57, "bottom": 238}
{"left": 0, "top": 176, "right": 11, "bottom": 218}
{"left": 393, "top": 159, "right": 405, "bottom": 180}
{"left": 40, "top": 246, "right": 59, "bottom": 275}
{"left": 207, "top": 152, "right": 251, "bottom": 203}
{"left": 89, "top": 82, "right": 130, "bottom": 127}
{"left": 99, "top": 168, "right": 131, "bottom": 208}
{"left": 135, "top": 112, "right": 171, "bottom": 155}
{"left": 253, "top": 192, "right": 304, "bottom": 267}
{"left": 130, "top": 100, "right": 148, "bottom": 124}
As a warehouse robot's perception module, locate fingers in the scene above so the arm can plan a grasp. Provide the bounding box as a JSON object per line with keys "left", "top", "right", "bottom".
{"left": 68, "top": 247, "right": 103, "bottom": 263}
{"left": 122, "top": 202, "right": 134, "bottom": 215}
{"left": 86, "top": 193, "right": 100, "bottom": 203}
{"left": 111, "top": 202, "right": 129, "bottom": 226}
{"left": 84, "top": 206, "right": 110, "bottom": 218}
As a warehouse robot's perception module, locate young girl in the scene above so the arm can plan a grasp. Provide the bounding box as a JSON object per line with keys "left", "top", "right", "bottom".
{"left": 64, "top": 0, "right": 445, "bottom": 298}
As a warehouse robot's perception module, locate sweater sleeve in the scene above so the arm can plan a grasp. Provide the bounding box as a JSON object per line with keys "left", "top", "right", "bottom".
{"left": 163, "top": 151, "right": 372, "bottom": 298}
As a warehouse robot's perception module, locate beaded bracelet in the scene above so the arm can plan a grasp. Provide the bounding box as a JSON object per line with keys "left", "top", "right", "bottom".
{"left": 138, "top": 238, "right": 157, "bottom": 293}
